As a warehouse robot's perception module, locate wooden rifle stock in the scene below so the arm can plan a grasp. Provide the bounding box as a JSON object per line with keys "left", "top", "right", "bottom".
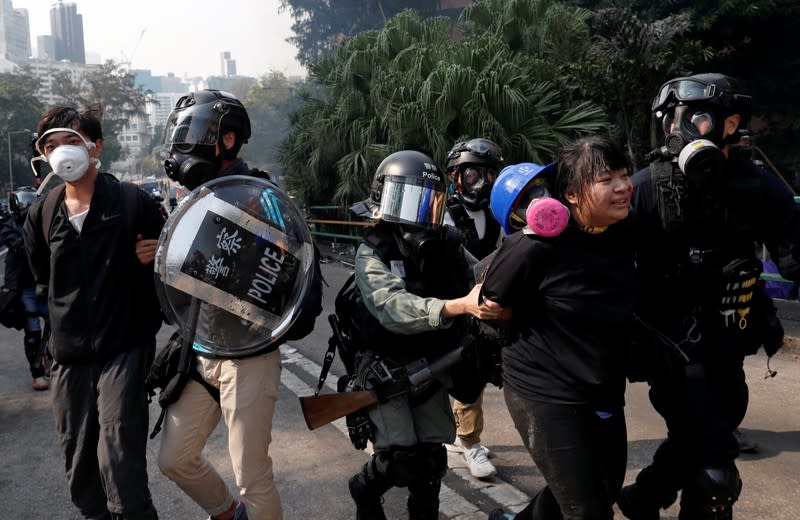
{"left": 300, "top": 390, "right": 379, "bottom": 430}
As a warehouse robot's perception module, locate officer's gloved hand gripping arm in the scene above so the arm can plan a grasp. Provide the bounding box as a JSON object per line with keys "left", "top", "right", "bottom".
{"left": 355, "top": 244, "right": 504, "bottom": 334}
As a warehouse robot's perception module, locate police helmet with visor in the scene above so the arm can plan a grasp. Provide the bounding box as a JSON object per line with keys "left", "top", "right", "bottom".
{"left": 162, "top": 89, "right": 251, "bottom": 190}
{"left": 445, "top": 138, "right": 503, "bottom": 210}
{"left": 357, "top": 150, "right": 447, "bottom": 229}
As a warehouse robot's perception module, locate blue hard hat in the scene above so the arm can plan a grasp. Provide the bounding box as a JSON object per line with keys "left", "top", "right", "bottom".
{"left": 490, "top": 162, "right": 557, "bottom": 234}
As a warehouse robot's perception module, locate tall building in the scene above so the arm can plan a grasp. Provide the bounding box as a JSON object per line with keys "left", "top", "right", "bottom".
{"left": 24, "top": 58, "right": 98, "bottom": 105}
{"left": 1, "top": 0, "right": 32, "bottom": 62}
{"left": 50, "top": 0, "right": 85, "bottom": 64}
{"left": 37, "top": 35, "right": 55, "bottom": 60}
{"left": 220, "top": 51, "right": 236, "bottom": 77}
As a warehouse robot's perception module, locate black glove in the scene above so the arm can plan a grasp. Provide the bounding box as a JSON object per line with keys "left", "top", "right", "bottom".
{"left": 761, "top": 292, "right": 784, "bottom": 358}
{"left": 346, "top": 412, "right": 375, "bottom": 451}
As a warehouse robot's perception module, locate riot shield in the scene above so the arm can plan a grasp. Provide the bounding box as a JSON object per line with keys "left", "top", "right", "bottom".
{"left": 154, "top": 175, "right": 314, "bottom": 357}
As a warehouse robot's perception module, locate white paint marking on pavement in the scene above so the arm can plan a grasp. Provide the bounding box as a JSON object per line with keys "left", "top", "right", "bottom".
{"left": 279, "top": 348, "right": 473, "bottom": 517}
{"left": 279, "top": 344, "right": 532, "bottom": 517}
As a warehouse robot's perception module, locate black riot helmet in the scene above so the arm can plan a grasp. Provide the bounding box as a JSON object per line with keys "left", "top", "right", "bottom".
{"left": 650, "top": 73, "right": 752, "bottom": 157}
{"left": 162, "top": 89, "right": 252, "bottom": 190}
{"left": 351, "top": 150, "right": 447, "bottom": 229}
{"left": 445, "top": 138, "right": 503, "bottom": 210}
{"left": 9, "top": 187, "right": 37, "bottom": 220}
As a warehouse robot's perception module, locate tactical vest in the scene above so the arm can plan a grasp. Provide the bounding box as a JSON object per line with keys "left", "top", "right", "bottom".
{"left": 352, "top": 222, "right": 471, "bottom": 362}
{"left": 446, "top": 200, "right": 501, "bottom": 260}
{"left": 647, "top": 154, "right": 780, "bottom": 356}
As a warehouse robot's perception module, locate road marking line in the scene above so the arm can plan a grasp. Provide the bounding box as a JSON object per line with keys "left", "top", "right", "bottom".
{"left": 279, "top": 344, "right": 531, "bottom": 517}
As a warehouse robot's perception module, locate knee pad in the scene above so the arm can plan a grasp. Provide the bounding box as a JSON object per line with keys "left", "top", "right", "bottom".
{"left": 683, "top": 462, "right": 742, "bottom": 516}
{"left": 376, "top": 444, "right": 447, "bottom": 487}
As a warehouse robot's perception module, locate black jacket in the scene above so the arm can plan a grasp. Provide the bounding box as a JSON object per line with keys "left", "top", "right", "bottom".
{"left": 631, "top": 151, "right": 800, "bottom": 363}
{"left": 0, "top": 215, "right": 33, "bottom": 291}
{"left": 24, "top": 173, "right": 166, "bottom": 364}
{"left": 482, "top": 223, "right": 637, "bottom": 410}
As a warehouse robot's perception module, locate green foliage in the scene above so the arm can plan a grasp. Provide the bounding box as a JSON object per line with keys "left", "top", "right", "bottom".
{"left": 280, "top": 0, "right": 800, "bottom": 200}
{"left": 564, "top": 7, "right": 707, "bottom": 166}
{"left": 0, "top": 70, "right": 44, "bottom": 189}
{"left": 279, "top": 0, "right": 449, "bottom": 65}
{"left": 281, "top": 6, "right": 607, "bottom": 205}
{"left": 567, "top": 0, "right": 800, "bottom": 180}
{"left": 240, "top": 72, "right": 309, "bottom": 183}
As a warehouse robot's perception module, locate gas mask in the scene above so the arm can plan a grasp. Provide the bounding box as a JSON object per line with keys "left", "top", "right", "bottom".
{"left": 453, "top": 164, "right": 497, "bottom": 210}
{"left": 649, "top": 105, "right": 727, "bottom": 189}
{"left": 509, "top": 180, "right": 569, "bottom": 237}
{"left": 677, "top": 139, "right": 726, "bottom": 190}
{"left": 31, "top": 128, "right": 99, "bottom": 183}
{"left": 398, "top": 224, "right": 453, "bottom": 261}
{"left": 163, "top": 146, "right": 219, "bottom": 191}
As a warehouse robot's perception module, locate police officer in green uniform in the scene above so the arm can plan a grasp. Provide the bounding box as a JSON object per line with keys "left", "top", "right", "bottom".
{"left": 348, "top": 150, "right": 503, "bottom": 519}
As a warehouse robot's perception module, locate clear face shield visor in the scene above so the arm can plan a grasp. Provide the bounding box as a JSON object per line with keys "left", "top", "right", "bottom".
{"left": 509, "top": 180, "right": 551, "bottom": 231}
{"left": 12, "top": 191, "right": 36, "bottom": 210}
{"left": 163, "top": 108, "right": 225, "bottom": 154}
{"left": 379, "top": 176, "right": 447, "bottom": 228}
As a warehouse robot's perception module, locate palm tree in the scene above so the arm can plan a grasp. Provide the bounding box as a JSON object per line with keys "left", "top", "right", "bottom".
{"left": 281, "top": 3, "right": 608, "bottom": 205}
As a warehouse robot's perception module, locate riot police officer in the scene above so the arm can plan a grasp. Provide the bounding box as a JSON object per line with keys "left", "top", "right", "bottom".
{"left": 153, "top": 90, "right": 322, "bottom": 520}
{"left": 442, "top": 137, "right": 504, "bottom": 478}
{"left": 0, "top": 187, "right": 49, "bottom": 390}
{"left": 620, "top": 74, "right": 800, "bottom": 519}
{"left": 444, "top": 138, "right": 503, "bottom": 258}
{"left": 348, "top": 150, "right": 502, "bottom": 519}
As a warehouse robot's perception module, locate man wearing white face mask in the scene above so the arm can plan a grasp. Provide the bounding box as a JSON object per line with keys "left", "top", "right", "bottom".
{"left": 24, "top": 106, "right": 166, "bottom": 519}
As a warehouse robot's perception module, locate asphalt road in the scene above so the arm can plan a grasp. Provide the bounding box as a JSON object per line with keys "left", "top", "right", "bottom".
{"left": 0, "top": 259, "right": 799, "bottom": 519}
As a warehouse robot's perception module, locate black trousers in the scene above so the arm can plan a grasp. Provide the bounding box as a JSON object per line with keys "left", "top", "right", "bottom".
{"left": 52, "top": 344, "right": 158, "bottom": 520}
{"left": 504, "top": 386, "right": 627, "bottom": 520}
{"left": 633, "top": 360, "right": 748, "bottom": 511}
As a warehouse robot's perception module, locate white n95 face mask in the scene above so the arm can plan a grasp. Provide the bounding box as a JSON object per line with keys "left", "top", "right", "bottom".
{"left": 32, "top": 127, "right": 98, "bottom": 183}
{"left": 48, "top": 145, "right": 91, "bottom": 182}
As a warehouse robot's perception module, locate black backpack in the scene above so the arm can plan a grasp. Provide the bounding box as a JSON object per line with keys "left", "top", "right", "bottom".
{"left": 331, "top": 273, "right": 363, "bottom": 375}
{"left": 0, "top": 287, "right": 25, "bottom": 330}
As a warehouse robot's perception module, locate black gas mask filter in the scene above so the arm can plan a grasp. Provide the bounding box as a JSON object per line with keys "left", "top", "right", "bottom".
{"left": 163, "top": 146, "right": 219, "bottom": 191}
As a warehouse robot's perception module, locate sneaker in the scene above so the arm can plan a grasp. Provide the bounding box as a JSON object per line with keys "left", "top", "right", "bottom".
{"left": 446, "top": 437, "right": 492, "bottom": 457}
{"left": 31, "top": 377, "right": 49, "bottom": 391}
{"left": 488, "top": 509, "right": 514, "bottom": 520}
{"left": 733, "top": 429, "right": 758, "bottom": 454}
{"left": 462, "top": 442, "right": 497, "bottom": 478}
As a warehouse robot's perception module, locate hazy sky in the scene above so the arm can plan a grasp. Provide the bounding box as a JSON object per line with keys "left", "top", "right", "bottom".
{"left": 13, "top": 0, "right": 307, "bottom": 79}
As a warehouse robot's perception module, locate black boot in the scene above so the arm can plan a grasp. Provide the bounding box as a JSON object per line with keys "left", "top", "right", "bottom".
{"left": 617, "top": 484, "right": 660, "bottom": 520}
{"left": 407, "top": 478, "right": 441, "bottom": 520}
{"left": 349, "top": 458, "right": 391, "bottom": 520}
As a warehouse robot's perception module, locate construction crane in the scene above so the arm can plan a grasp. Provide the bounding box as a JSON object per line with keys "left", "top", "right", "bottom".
{"left": 120, "top": 28, "right": 146, "bottom": 70}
